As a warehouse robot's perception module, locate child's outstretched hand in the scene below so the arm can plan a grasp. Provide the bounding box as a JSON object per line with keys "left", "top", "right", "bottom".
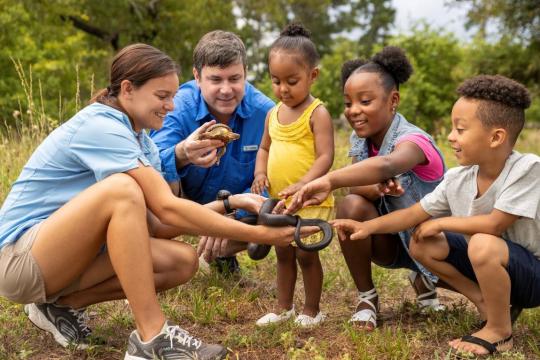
{"left": 251, "top": 173, "right": 269, "bottom": 195}
{"left": 330, "top": 219, "right": 372, "bottom": 241}
{"left": 284, "top": 177, "right": 332, "bottom": 214}
{"left": 377, "top": 177, "right": 404, "bottom": 197}
{"left": 278, "top": 181, "right": 305, "bottom": 200}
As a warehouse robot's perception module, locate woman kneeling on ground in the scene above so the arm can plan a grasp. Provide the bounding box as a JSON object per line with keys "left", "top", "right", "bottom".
{"left": 0, "top": 44, "right": 298, "bottom": 360}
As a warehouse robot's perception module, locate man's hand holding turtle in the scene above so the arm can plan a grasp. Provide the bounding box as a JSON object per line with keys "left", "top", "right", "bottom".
{"left": 175, "top": 120, "right": 224, "bottom": 168}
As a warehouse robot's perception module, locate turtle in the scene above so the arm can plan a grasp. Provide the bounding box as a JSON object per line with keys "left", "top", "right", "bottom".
{"left": 198, "top": 123, "right": 240, "bottom": 165}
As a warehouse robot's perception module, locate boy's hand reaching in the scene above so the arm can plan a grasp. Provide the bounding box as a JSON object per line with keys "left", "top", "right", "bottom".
{"left": 251, "top": 173, "right": 269, "bottom": 195}
{"left": 330, "top": 219, "right": 372, "bottom": 241}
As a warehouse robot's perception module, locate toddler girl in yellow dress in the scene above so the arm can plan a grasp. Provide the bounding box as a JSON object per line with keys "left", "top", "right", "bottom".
{"left": 251, "top": 23, "right": 334, "bottom": 328}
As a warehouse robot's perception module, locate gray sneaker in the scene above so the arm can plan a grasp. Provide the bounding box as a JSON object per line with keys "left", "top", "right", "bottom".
{"left": 24, "top": 303, "right": 91, "bottom": 349}
{"left": 124, "top": 320, "right": 228, "bottom": 360}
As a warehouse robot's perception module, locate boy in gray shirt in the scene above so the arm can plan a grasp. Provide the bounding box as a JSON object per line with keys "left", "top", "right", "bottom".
{"left": 331, "top": 75, "right": 538, "bottom": 357}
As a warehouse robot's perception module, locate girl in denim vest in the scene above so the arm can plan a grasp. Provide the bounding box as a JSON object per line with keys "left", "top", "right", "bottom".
{"left": 285, "top": 46, "right": 446, "bottom": 330}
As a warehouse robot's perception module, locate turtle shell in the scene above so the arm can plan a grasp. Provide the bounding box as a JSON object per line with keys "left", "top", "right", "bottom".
{"left": 198, "top": 123, "right": 240, "bottom": 165}
{"left": 199, "top": 124, "right": 240, "bottom": 143}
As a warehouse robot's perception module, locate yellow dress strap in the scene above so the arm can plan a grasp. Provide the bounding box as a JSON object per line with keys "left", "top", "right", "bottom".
{"left": 269, "top": 98, "right": 322, "bottom": 142}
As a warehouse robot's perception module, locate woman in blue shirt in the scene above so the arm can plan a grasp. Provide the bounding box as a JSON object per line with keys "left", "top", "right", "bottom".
{"left": 0, "top": 44, "right": 296, "bottom": 360}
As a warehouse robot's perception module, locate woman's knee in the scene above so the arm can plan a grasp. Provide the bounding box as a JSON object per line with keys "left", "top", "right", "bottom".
{"left": 336, "top": 194, "right": 376, "bottom": 221}
{"left": 102, "top": 173, "right": 145, "bottom": 207}
{"left": 169, "top": 243, "right": 198, "bottom": 286}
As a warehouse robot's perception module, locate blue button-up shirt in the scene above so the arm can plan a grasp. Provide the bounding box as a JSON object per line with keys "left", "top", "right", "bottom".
{"left": 0, "top": 103, "right": 161, "bottom": 248}
{"left": 150, "top": 80, "right": 274, "bottom": 204}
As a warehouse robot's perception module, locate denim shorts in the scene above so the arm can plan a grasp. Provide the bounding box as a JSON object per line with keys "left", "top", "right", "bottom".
{"left": 445, "top": 232, "right": 540, "bottom": 308}
{"left": 379, "top": 235, "right": 420, "bottom": 272}
{"left": 375, "top": 199, "right": 420, "bottom": 272}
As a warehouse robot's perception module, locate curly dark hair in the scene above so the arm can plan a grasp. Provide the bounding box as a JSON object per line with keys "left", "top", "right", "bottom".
{"left": 269, "top": 22, "right": 319, "bottom": 68}
{"left": 457, "top": 75, "right": 531, "bottom": 144}
{"left": 341, "top": 59, "right": 367, "bottom": 89}
{"left": 341, "top": 46, "right": 413, "bottom": 92}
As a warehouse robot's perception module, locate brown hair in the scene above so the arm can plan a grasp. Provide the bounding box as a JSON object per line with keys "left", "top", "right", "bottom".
{"left": 91, "top": 43, "right": 179, "bottom": 103}
{"left": 192, "top": 31, "right": 247, "bottom": 75}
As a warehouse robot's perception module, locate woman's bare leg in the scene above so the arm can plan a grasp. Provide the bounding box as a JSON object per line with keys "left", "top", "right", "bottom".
{"left": 57, "top": 238, "right": 197, "bottom": 309}
{"left": 30, "top": 174, "right": 189, "bottom": 341}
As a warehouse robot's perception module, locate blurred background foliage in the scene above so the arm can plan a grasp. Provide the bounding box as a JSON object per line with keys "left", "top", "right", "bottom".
{"left": 1, "top": 0, "right": 539, "bottom": 133}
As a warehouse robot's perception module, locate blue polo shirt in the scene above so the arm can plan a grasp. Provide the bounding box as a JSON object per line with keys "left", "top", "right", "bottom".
{"left": 150, "top": 80, "right": 274, "bottom": 204}
{"left": 0, "top": 103, "right": 161, "bottom": 248}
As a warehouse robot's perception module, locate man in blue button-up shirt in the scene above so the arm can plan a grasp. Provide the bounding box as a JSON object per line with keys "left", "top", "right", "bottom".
{"left": 150, "top": 30, "right": 274, "bottom": 270}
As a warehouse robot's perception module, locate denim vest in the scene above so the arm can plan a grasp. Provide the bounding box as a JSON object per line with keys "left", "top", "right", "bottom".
{"left": 348, "top": 113, "right": 445, "bottom": 281}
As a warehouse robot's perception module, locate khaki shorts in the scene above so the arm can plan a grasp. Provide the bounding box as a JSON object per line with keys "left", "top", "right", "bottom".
{"left": 0, "top": 223, "right": 79, "bottom": 304}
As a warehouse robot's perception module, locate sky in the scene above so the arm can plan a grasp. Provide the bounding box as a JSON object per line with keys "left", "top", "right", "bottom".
{"left": 392, "top": 0, "right": 474, "bottom": 40}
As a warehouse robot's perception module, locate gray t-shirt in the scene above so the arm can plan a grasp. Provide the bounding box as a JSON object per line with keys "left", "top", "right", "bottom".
{"left": 420, "top": 151, "right": 540, "bottom": 259}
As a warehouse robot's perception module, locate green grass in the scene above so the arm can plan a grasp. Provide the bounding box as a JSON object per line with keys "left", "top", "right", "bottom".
{"left": 0, "top": 120, "right": 539, "bottom": 358}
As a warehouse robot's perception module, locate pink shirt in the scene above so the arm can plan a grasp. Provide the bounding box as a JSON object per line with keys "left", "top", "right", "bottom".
{"left": 368, "top": 134, "right": 444, "bottom": 181}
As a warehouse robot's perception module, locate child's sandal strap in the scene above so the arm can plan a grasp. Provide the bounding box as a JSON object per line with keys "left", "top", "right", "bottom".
{"left": 350, "top": 288, "right": 378, "bottom": 328}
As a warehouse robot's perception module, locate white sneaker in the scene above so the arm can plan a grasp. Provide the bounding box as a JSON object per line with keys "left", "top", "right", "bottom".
{"left": 256, "top": 307, "right": 295, "bottom": 327}
{"left": 294, "top": 312, "right": 326, "bottom": 328}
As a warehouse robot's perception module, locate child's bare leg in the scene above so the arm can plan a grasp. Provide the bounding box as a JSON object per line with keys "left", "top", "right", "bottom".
{"left": 410, "top": 233, "right": 486, "bottom": 316}
{"left": 30, "top": 174, "right": 172, "bottom": 341}
{"left": 337, "top": 195, "right": 402, "bottom": 320}
{"left": 296, "top": 248, "right": 322, "bottom": 316}
{"left": 451, "top": 234, "right": 513, "bottom": 354}
{"left": 337, "top": 195, "right": 377, "bottom": 292}
{"left": 275, "top": 245, "right": 297, "bottom": 311}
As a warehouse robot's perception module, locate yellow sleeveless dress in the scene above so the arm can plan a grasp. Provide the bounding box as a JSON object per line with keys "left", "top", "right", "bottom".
{"left": 267, "top": 99, "right": 334, "bottom": 242}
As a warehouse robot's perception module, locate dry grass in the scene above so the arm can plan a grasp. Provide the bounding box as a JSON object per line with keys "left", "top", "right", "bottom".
{"left": 1, "top": 123, "right": 539, "bottom": 359}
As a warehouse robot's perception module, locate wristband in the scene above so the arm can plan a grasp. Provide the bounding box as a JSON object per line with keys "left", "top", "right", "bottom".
{"left": 223, "top": 197, "right": 234, "bottom": 215}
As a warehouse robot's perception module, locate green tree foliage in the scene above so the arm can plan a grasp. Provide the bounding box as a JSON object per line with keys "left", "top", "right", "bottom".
{"left": 312, "top": 39, "right": 360, "bottom": 119}
{"left": 461, "top": 0, "right": 540, "bottom": 44}
{"left": 236, "top": 0, "right": 395, "bottom": 81}
{"left": 306, "top": 26, "right": 464, "bottom": 133}
{"left": 0, "top": 0, "right": 395, "bottom": 125}
{"left": 389, "top": 25, "right": 463, "bottom": 134}
{"left": 0, "top": 0, "right": 108, "bottom": 124}
{"left": 458, "top": 0, "right": 540, "bottom": 122}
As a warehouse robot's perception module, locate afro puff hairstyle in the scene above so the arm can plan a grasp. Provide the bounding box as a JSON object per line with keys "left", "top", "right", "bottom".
{"left": 269, "top": 22, "right": 320, "bottom": 68}
{"left": 341, "top": 46, "right": 413, "bottom": 92}
{"left": 457, "top": 75, "right": 531, "bottom": 144}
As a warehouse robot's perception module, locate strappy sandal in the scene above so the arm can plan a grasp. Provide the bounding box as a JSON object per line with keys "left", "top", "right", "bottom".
{"left": 451, "top": 334, "right": 513, "bottom": 358}
{"left": 349, "top": 288, "right": 378, "bottom": 330}
{"left": 408, "top": 271, "right": 445, "bottom": 311}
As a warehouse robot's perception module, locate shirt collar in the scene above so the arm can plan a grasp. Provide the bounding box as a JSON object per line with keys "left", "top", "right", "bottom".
{"left": 95, "top": 102, "right": 141, "bottom": 137}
